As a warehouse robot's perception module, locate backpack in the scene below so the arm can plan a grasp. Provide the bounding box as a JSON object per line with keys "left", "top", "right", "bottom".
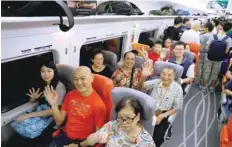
{"left": 160, "top": 6, "right": 177, "bottom": 16}
{"left": 97, "top": 1, "right": 143, "bottom": 15}
{"left": 1, "top": 1, "right": 74, "bottom": 32}
{"left": 208, "top": 35, "right": 230, "bottom": 61}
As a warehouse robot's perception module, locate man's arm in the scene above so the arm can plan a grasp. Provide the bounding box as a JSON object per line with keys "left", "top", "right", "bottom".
{"left": 182, "top": 64, "right": 195, "bottom": 84}
{"left": 162, "top": 109, "right": 177, "bottom": 118}
{"left": 51, "top": 104, "right": 67, "bottom": 126}
{"left": 43, "top": 86, "right": 67, "bottom": 126}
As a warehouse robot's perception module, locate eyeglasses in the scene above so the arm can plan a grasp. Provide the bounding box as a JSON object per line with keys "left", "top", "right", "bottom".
{"left": 174, "top": 48, "right": 185, "bottom": 51}
{"left": 117, "top": 115, "right": 137, "bottom": 124}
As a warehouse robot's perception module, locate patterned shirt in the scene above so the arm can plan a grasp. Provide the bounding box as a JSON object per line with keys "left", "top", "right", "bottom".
{"left": 144, "top": 79, "right": 183, "bottom": 111}
{"left": 111, "top": 67, "right": 142, "bottom": 90}
{"left": 96, "top": 120, "right": 156, "bottom": 147}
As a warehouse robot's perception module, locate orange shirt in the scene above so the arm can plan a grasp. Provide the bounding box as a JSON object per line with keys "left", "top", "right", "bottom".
{"left": 61, "top": 90, "right": 106, "bottom": 140}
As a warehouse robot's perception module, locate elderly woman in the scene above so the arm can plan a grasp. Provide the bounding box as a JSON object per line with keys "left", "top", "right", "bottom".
{"left": 64, "top": 97, "right": 155, "bottom": 147}
{"left": 111, "top": 51, "right": 153, "bottom": 89}
{"left": 89, "top": 49, "right": 112, "bottom": 78}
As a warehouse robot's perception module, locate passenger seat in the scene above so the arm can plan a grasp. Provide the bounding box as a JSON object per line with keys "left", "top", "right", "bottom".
{"left": 102, "top": 50, "right": 118, "bottom": 73}
{"left": 111, "top": 87, "right": 156, "bottom": 135}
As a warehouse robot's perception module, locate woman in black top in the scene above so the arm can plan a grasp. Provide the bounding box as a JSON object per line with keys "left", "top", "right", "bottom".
{"left": 89, "top": 49, "right": 112, "bottom": 78}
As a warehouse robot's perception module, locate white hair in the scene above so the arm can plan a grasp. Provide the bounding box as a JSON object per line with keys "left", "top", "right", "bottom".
{"left": 191, "top": 20, "right": 201, "bottom": 29}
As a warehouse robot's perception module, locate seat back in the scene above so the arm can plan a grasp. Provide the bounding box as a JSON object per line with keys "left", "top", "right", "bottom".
{"left": 187, "top": 42, "right": 200, "bottom": 71}
{"left": 154, "top": 61, "right": 184, "bottom": 80}
{"left": 56, "top": 64, "right": 75, "bottom": 92}
{"left": 187, "top": 42, "right": 200, "bottom": 54}
{"left": 102, "top": 50, "right": 118, "bottom": 72}
{"left": 111, "top": 87, "right": 156, "bottom": 135}
{"left": 135, "top": 56, "right": 145, "bottom": 68}
{"left": 131, "top": 43, "right": 150, "bottom": 57}
{"left": 184, "top": 51, "right": 195, "bottom": 62}
{"left": 227, "top": 114, "right": 232, "bottom": 140}
{"left": 172, "top": 50, "right": 195, "bottom": 62}
{"left": 92, "top": 74, "right": 114, "bottom": 121}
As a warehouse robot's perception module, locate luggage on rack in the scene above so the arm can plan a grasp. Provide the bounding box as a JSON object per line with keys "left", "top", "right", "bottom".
{"left": 68, "top": 0, "right": 97, "bottom": 16}
{"left": 1, "top": 1, "right": 74, "bottom": 32}
{"left": 97, "top": 1, "right": 143, "bottom": 15}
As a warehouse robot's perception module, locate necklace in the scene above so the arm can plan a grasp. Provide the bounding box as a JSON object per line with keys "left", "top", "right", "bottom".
{"left": 157, "top": 87, "right": 169, "bottom": 107}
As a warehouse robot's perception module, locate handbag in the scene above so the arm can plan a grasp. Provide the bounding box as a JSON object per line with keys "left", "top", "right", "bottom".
{"left": 11, "top": 104, "right": 53, "bottom": 139}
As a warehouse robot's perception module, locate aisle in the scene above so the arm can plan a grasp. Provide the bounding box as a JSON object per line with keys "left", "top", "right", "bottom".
{"left": 162, "top": 85, "right": 220, "bottom": 147}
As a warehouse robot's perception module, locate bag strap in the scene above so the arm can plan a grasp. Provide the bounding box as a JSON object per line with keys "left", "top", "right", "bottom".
{"left": 222, "top": 35, "right": 230, "bottom": 42}
{"left": 213, "top": 34, "right": 218, "bottom": 41}
{"left": 129, "top": 67, "right": 135, "bottom": 88}
{"left": 54, "top": 1, "right": 74, "bottom": 32}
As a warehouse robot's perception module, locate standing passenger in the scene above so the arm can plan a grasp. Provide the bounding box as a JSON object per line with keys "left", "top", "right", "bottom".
{"left": 203, "top": 22, "right": 232, "bottom": 93}
{"left": 197, "top": 22, "right": 214, "bottom": 91}
{"left": 180, "top": 20, "right": 201, "bottom": 44}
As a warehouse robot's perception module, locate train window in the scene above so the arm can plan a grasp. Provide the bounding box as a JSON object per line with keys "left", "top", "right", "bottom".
{"left": 79, "top": 37, "right": 123, "bottom": 66}
{"left": 1, "top": 52, "right": 54, "bottom": 113}
{"left": 138, "top": 29, "right": 158, "bottom": 47}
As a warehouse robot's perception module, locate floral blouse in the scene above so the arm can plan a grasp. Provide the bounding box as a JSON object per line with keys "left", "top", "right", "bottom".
{"left": 96, "top": 120, "right": 155, "bottom": 147}
{"left": 111, "top": 67, "right": 142, "bottom": 89}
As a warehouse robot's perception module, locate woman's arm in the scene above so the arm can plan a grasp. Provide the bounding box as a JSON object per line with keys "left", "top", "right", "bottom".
{"left": 27, "top": 109, "right": 52, "bottom": 118}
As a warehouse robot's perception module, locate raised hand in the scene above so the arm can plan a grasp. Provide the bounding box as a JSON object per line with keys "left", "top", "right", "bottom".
{"left": 43, "top": 86, "right": 58, "bottom": 106}
{"left": 138, "top": 47, "right": 149, "bottom": 60}
{"left": 142, "top": 61, "right": 154, "bottom": 78}
{"left": 26, "top": 87, "right": 42, "bottom": 101}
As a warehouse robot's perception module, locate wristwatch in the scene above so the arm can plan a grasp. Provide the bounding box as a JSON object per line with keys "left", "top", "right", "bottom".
{"left": 163, "top": 112, "right": 168, "bottom": 118}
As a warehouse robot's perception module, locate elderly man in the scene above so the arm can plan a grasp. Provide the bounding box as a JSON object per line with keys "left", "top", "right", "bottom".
{"left": 44, "top": 66, "right": 107, "bottom": 147}
{"left": 139, "top": 66, "right": 183, "bottom": 147}
{"left": 180, "top": 20, "right": 201, "bottom": 44}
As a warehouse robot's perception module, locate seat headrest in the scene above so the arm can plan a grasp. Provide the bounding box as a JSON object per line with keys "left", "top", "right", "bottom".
{"left": 56, "top": 64, "right": 75, "bottom": 92}
{"left": 172, "top": 50, "right": 195, "bottom": 62}
{"left": 187, "top": 42, "right": 200, "bottom": 54}
{"left": 135, "top": 56, "right": 145, "bottom": 68}
{"left": 111, "top": 87, "right": 155, "bottom": 120}
{"left": 131, "top": 43, "right": 150, "bottom": 57}
{"left": 102, "top": 50, "right": 118, "bottom": 72}
{"left": 154, "top": 61, "right": 184, "bottom": 80}
{"left": 184, "top": 51, "right": 195, "bottom": 62}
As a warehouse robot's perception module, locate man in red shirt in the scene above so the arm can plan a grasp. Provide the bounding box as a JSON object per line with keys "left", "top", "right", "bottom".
{"left": 44, "top": 66, "right": 107, "bottom": 147}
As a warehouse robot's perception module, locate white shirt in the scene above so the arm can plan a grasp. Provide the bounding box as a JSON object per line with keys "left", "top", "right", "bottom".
{"left": 180, "top": 29, "right": 200, "bottom": 44}
{"left": 186, "top": 64, "right": 195, "bottom": 78}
